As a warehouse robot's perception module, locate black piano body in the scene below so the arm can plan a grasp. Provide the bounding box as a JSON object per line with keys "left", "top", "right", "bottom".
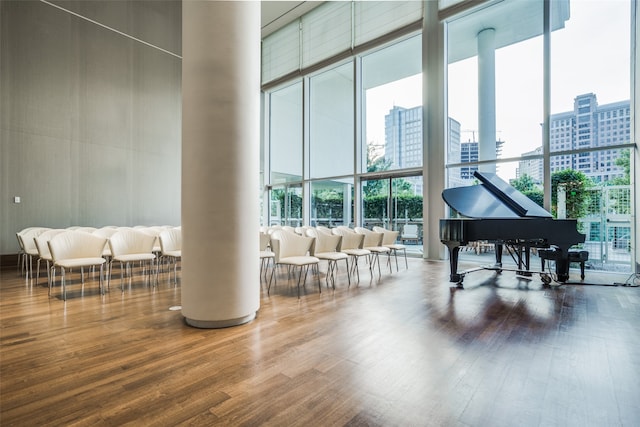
{"left": 440, "top": 171, "right": 586, "bottom": 285}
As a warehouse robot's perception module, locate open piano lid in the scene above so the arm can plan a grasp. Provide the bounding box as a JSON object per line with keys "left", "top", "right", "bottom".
{"left": 442, "top": 171, "right": 552, "bottom": 219}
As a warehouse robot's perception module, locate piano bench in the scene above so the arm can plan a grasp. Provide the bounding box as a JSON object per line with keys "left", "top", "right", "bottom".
{"left": 539, "top": 249, "right": 589, "bottom": 280}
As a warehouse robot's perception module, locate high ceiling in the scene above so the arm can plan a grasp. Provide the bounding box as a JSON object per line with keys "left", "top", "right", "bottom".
{"left": 261, "top": 1, "right": 323, "bottom": 38}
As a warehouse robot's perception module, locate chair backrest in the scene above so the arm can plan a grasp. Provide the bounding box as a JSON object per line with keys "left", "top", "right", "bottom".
{"left": 270, "top": 230, "right": 315, "bottom": 261}
{"left": 402, "top": 224, "right": 419, "bottom": 237}
{"left": 108, "top": 229, "right": 156, "bottom": 257}
{"left": 34, "top": 229, "right": 66, "bottom": 257}
{"left": 47, "top": 231, "right": 107, "bottom": 262}
{"left": 336, "top": 225, "right": 355, "bottom": 233}
{"left": 373, "top": 227, "right": 399, "bottom": 245}
{"left": 315, "top": 225, "right": 333, "bottom": 235}
{"left": 295, "top": 225, "right": 314, "bottom": 235}
{"left": 305, "top": 228, "right": 341, "bottom": 254}
{"left": 75, "top": 227, "right": 97, "bottom": 233}
{"left": 92, "top": 227, "right": 118, "bottom": 239}
{"left": 354, "top": 227, "right": 383, "bottom": 247}
{"left": 332, "top": 228, "right": 364, "bottom": 250}
{"left": 17, "top": 227, "right": 51, "bottom": 253}
{"left": 259, "top": 232, "right": 271, "bottom": 251}
{"left": 159, "top": 228, "right": 182, "bottom": 253}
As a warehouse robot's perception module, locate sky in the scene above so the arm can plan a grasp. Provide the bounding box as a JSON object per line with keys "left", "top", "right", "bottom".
{"left": 366, "top": 0, "right": 631, "bottom": 180}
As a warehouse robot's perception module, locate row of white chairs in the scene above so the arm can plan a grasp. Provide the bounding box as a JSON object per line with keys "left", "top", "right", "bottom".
{"left": 15, "top": 226, "right": 181, "bottom": 300}
{"left": 260, "top": 225, "right": 408, "bottom": 298}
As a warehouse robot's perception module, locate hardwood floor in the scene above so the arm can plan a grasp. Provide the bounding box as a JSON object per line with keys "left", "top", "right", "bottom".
{"left": 1, "top": 258, "right": 639, "bottom": 426}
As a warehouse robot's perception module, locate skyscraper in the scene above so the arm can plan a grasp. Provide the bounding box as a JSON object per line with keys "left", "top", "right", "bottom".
{"left": 517, "top": 93, "right": 630, "bottom": 183}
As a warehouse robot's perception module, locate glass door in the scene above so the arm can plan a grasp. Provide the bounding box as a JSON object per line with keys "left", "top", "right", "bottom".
{"left": 269, "top": 184, "right": 302, "bottom": 227}
{"left": 362, "top": 175, "right": 423, "bottom": 254}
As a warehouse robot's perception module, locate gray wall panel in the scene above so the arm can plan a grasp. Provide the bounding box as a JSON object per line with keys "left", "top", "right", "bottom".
{"left": 51, "top": 0, "right": 181, "bottom": 55}
{"left": 1, "top": 0, "right": 181, "bottom": 254}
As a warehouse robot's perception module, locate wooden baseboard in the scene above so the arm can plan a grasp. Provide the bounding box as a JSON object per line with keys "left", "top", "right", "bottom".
{"left": 0, "top": 254, "right": 19, "bottom": 270}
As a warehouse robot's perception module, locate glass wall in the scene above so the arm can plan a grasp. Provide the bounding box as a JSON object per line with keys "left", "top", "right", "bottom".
{"left": 447, "top": 0, "right": 544, "bottom": 186}
{"left": 262, "top": 0, "right": 636, "bottom": 268}
{"left": 361, "top": 175, "right": 423, "bottom": 254}
{"left": 445, "top": 0, "right": 633, "bottom": 273}
{"left": 362, "top": 35, "right": 422, "bottom": 172}
{"left": 269, "top": 184, "right": 302, "bottom": 227}
{"left": 309, "top": 63, "right": 354, "bottom": 179}
{"left": 310, "top": 179, "right": 353, "bottom": 228}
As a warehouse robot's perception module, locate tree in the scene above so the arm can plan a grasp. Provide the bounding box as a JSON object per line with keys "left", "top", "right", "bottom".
{"left": 551, "top": 169, "right": 591, "bottom": 219}
{"left": 608, "top": 148, "right": 630, "bottom": 185}
{"left": 510, "top": 174, "right": 537, "bottom": 193}
{"left": 363, "top": 144, "right": 391, "bottom": 198}
{"left": 510, "top": 174, "right": 544, "bottom": 208}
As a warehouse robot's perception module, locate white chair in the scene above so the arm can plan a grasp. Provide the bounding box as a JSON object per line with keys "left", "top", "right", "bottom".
{"left": 400, "top": 224, "right": 420, "bottom": 244}
{"left": 306, "top": 228, "right": 350, "bottom": 288}
{"left": 354, "top": 227, "right": 391, "bottom": 277}
{"left": 16, "top": 227, "right": 51, "bottom": 281}
{"left": 268, "top": 229, "right": 320, "bottom": 297}
{"left": 108, "top": 229, "right": 157, "bottom": 290}
{"left": 34, "top": 229, "right": 65, "bottom": 287}
{"left": 15, "top": 227, "right": 38, "bottom": 275}
{"left": 47, "top": 231, "right": 108, "bottom": 300}
{"left": 158, "top": 228, "right": 182, "bottom": 285}
{"left": 315, "top": 225, "right": 333, "bottom": 235}
{"left": 92, "top": 227, "right": 118, "bottom": 260}
{"left": 331, "top": 227, "right": 370, "bottom": 283}
{"left": 373, "top": 226, "right": 407, "bottom": 270}
{"left": 259, "top": 231, "right": 275, "bottom": 281}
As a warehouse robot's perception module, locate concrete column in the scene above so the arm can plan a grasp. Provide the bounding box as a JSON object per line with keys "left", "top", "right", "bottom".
{"left": 181, "top": 1, "right": 260, "bottom": 328}
{"left": 477, "top": 28, "right": 497, "bottom": 173}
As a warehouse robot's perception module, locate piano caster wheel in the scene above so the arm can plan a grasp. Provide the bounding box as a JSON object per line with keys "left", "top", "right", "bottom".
{"left": 540, "top": 274, "right": 552, "bottom": 285}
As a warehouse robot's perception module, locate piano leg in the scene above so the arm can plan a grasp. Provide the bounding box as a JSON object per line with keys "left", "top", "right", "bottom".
{"left": 555, "top": 257, "right": 570, "bottom": 282}
{"left": 446, "top": 244, "right": 464, "bottom": 284}
{"left": 494, "top": 244, "right": 503, "bottom": 268}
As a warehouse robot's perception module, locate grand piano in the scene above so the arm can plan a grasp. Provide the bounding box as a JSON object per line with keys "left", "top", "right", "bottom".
{"left": 440, "top": 171, "right": 586, "bottom": 286}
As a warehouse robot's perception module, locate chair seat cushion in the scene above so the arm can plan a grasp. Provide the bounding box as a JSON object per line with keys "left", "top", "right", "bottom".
{"left": 343, "top": 249, "right": 370, "bottom": 256}
{"left": 316, "top": 252, "right": 348, "bottom": 261}
{"left": 113, "top": 254, "right": 156, "bottom": 263}
{"left": 280, "top": 256, "right": 319, "bottom": 266}
{"left": 384, "top": 244, "right": 406, "bottom": 250}
{"left": 260, "top": 250, "right": 275, "bottom": 259}
{"left": 163, "top": 250, "right": 181, "bottom": 257}
{"left": 55, "top": 258, "right": 106, "bottom": 269}
{"left": 366, "top": 247, "right": 390, "bottom": 253}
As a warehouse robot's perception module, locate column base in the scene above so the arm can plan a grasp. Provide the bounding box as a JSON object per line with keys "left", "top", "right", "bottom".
{"left": 184, "top": 312, "right": 257, "bottom": 329}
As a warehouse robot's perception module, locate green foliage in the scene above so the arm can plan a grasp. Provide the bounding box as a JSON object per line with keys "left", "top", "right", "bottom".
{"left": 551, "top": 169, "right": 591, "bottom": 219}
{"left": 522, "top": 190, "right": 544, "bottom": 208}
{"left": 363, "top": 195, "right": 423, "bottom": 220}
{"left": 608, "top": 149, "right": 630, "bottom": 185}
{"left": 312, "top": 191, "right": 345, "bottom": 220}
{"left": 511, "top": 174, "right": 538, "bottom": 193}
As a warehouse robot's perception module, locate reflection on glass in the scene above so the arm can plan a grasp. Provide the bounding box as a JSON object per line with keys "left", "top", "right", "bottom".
{"left": 270, "top": 82, "right": 302, "bottom": 183}
{"left": 309, "top": 63, "right": 354, "bottom": 179}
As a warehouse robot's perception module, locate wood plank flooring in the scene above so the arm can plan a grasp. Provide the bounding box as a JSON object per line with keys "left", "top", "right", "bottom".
{"left": 1, "top": 258, "right": 639, "bottom": 426}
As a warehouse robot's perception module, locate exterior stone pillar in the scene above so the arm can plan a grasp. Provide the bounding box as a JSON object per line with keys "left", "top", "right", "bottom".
{"left": 477, "top": 28, "right": 497, "bottom": 173}
{"left": 181, "top": 0, "right": 260, "bottom": 328}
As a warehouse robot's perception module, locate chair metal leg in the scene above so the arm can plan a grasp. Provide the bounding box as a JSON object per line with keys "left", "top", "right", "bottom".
{"left": 61, "top": 267, "right": 67, "bottom": 301}
{"left": 268, "top": 264, "right": 277, "bottom": 295}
